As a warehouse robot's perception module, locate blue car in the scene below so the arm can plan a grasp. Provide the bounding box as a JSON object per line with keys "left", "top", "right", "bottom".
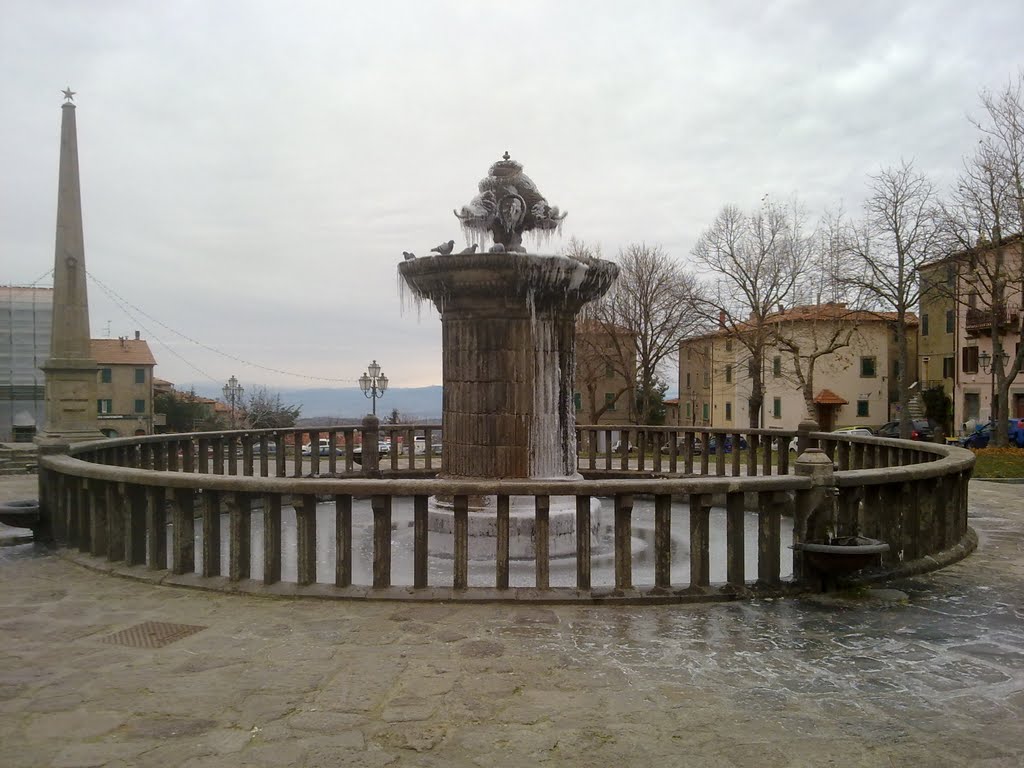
{"left": 960, "top": 419, "right": 1024, "bottom": 449}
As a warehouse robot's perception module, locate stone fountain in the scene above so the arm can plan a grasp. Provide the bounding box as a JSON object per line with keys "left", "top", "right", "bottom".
{"left": 399, "top": 153, "right": 618, "bottom": 558}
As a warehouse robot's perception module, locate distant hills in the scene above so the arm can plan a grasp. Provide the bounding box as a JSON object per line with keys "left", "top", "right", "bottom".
{"left": 184, "top": 384, "right": 442, "bottom": 422}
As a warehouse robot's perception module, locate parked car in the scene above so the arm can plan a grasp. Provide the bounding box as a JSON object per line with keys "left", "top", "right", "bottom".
{"left": 876, "top": 419, "right": 936, "bottom": 441}
{"left": 301, "top": 438, "right": 344, "bottom": 456}
{"left": 705, "top": 435, "right": 748, "bottom": 453}
{"left": 958, "top": 419, "right": 1024, "bottom": 449}
{"left": 662, "top": 437, "right": 703, "bottom": 455}
{"left": 612, "top": 440, "right": 634, "bottom": 454}
{"left": 412, "top": 436, "right": 444, "bottom": 456}
{"left": 251, "top": 441, "right": 277, "bottom": 455}
{"left": 831, "top": 426, "right": 876, "bottom": 437}
{"left": 350, "top": 441, "right": 392, "bottom": 464}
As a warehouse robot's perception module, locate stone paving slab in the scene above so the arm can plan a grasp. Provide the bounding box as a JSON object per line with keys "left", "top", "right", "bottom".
{"left": 0, "top": 478, "right": 1022, "bottom": 766}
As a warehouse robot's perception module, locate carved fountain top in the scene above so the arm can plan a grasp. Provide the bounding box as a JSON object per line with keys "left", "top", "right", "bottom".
{"left": 453, "top": 152, "right": 567, "bottom": 253}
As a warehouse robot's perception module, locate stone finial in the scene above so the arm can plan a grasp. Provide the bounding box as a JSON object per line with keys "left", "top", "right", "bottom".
{"left": 453, "top": 153, "right": 566, "bottom": 253}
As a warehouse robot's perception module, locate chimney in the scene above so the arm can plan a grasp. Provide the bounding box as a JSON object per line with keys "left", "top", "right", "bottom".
{"left": 718, "top": 310, "right": 726, "bottom": 329}
{"left": 134, "top": 330, "right": 140, "bottom": 340}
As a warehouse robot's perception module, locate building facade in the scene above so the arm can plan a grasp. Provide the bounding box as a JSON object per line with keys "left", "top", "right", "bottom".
{"left": 573, "top": 320, "right": 637, "bottom": 425}
{"left": 92, "top": 334, "right": 157, "bottom": 437}
{"left": 1, "top": 285, "right": 53, "bottom": 441}
{"left": 679, "top": 304, "right": 918, "bottom": 431}
{"left": 919, "top": 236, "right": 1024, "bottom": 431}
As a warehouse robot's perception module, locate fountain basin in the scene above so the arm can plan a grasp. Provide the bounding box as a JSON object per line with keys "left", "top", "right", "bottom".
{"left": 792, "top": 536, "right": 889, "bottom": 575}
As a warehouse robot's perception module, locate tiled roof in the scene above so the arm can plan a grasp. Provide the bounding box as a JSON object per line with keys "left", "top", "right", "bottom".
{"left": 681, "top": 303, "right": 918, "bottom": 342}
{"left": 91, "top": 339, "right": 156, "bottom": 366}
{"left": 814, "top": 388, "right": 849, "bottom": 405}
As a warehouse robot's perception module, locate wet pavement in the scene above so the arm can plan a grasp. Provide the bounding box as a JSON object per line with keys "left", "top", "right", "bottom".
{"left": 0, "top": 476, "right": 1022, "bottom": 767}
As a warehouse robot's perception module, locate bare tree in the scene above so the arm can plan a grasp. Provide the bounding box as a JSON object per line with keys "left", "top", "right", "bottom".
{"left": 243, "top": 387, "right": 302, "bottom": 429}
{"left": 938, "top": 73, "right": 1024, "bottom": 445}
{"left": 847, "top": 160, "right": 941, "bottom": 438}
{"left": 570, "top": 239, "right": 703, "bottom": 424}
{"left": 692, "top": 198, "right": 807, "bottom": 428}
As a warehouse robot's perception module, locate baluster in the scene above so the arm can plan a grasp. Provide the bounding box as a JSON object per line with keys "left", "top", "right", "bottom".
{"left": 242, "top": 436, "right": 253, "bottom": 477}
{"left": 778, "top": 443, "right": 790, "bottom": 475}
{"left": 762, "top": 434, "right": 772, "bottom": 476}
{"left": 328, "top": 431, "right": 338, "bottom": 475}
{"left": 654, "top": 493, "right": 672, "bottom": 589}
{"left": 309, "top": 430, "right": 321, "bottom": 476}
{"left": 166, "top": 441, "right": 179, "bottom": 472}
{"left": 879, "top": 484, "right": 903, "bottom": 567}
{"left": 147, "top": 487, "right": 167, "bottom": 570}
{"left": 757, "top": 491, "right": 783, "bottom": 586}
{"left": 89, "top": 481, "right": 106, "bottom": 557}
{"left": 746, "top": 434, "right": 758, "bottom": 477}
{"left": 715, "top": 435, "right": 726, "bottom": 476}
{"left": 535, "top": 495, "right": 550, "bottom": 590}
{"left": 684, "top": 431, "right": 694, "bottom": 474}
{"left": 453, "top": 494, "right": 469, "bottom": 590}
{"left": 336, "top": 494, "right": 353, "bottom": 588}
{"left": 389, "top": 429, "right": 399, "bottom": 472}
{"left": 700, "top": 435, "right": 710, "bottom": 475}
{"left": 292, "top": 431, "right": 304, "bottom": 478}
{"left": 575, "top": 495, "right": 591, "bottom": 591}
{"left": 77, "top": 480, "right": 91, "bottom": 553}
{"left": 901, "top": 481, "right": 921, "bottom": 561}
{"left": 227, "top": 435, "right": 239, "bottom": 476}
{"left": 413, "top": 494, "right": 428, "bottom": 589}
{"left": 229, "top": 491, "right": 252, "bottom": 581}
{"left": 125, "top": 484, "right": 147, "bottom": 566}
{"left": 689, "top": 493, "right": 710, "bottom": 588}
{"left": 212, "top": 438, "right": 224, "bottom": 475}
{"left": 154, "top": 443, "right": 167, "bottom": 471}
{"left": 171, "top": 488, "right": 195, "bottom": 575}
{"left": 202, "top": 490, "right": 221, "bottom": 577}
{"left": 652, "top": 430, "right": 663, "bottom": 473}
{"left": 296, "top": 494, "right": 317, "bottom": 586}
{"left": 496, "top": 495, "right": 510, "bottom": 590}
{"left": 726, "top": 491, "right": 746, "bottom": 588}
{"left": 274, "top": 434, "right": 286, "bottom": 477}
{"left": 106, "top": 482, "right": 125, "bottom": 562}
{"left": 182, "top": 439, "right": 195, "bottom": 474}
{"left": 837, "top": 441, "right": 850, "bottom": 471}
{"left": 614, "top": 493, "right": 633, "bottom": 590}
{"left": 587, "top": 428, "right": 597, "bottom": 471}
{"left": 731, "top": 433, "right": 741, "bottom": 476}
{"left": 263, "top": 494, "right": 282, "bottom": 585}
{"left": 198, "top": 438, "right": 210, "bottom": 474}
{"left": 604, "top": 429, "right": 613, "bottom": 470}
{"left": 423, "top": 429, "right": 433, "bottom": 472}
{"left": 372, "top": 494, "right": 392, "bottom": 589}
{"left": 141, "top": 443, "right": 153, "bottom": 469}
{"left": 258, "top": 435, "right": 269, "bottom": 477}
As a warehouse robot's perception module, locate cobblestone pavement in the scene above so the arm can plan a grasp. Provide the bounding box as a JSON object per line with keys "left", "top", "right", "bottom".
{"left": 1, "top": 477, "right": 1022, "bottom": 767}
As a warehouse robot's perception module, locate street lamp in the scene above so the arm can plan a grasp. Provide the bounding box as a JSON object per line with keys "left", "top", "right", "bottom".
{"left": 222, "top": 374, "right": 244, "bottom": 428}
{"left": 978, "top": 349, "right": 1008, "bottom": 373}
{"left": 359, "top": 359, "right": 388, "bottom": 416}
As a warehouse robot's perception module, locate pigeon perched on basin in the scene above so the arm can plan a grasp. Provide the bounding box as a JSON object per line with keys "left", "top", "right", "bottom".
{"left": 459, "top": 244, "right": 479, "bottom": 254}
{"left": 488, "top": 243, "right": 506, "bottom": 253}
{"left": 431, "top": 240, "right": 455, "bottom": 255}
{"left": 402, "top": 251, "right": 416, "bottom": 260}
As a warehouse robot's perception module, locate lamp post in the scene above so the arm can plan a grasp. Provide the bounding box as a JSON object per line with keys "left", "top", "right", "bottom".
{"left": 359, "top": 359, "right": 388, "bottom": 416}
{"left": 979, "top": 349, "right": 1008, "bottom": 422}
{"left": 222, "top": 374, "right": 244, "bottom": 428}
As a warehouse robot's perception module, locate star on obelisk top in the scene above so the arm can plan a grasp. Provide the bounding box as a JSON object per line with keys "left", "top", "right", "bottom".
{"left": 61, "top": 87, "right": 76, "bottom": 103}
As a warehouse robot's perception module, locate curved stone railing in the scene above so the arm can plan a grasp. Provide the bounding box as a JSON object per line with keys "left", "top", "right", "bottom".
{"left": 34, "top": 424, "right": 976, "bottom": 603}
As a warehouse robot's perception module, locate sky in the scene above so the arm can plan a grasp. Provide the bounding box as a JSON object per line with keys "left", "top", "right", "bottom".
{"left": 2, "top": 0, "right": 1022, "bottom": 391}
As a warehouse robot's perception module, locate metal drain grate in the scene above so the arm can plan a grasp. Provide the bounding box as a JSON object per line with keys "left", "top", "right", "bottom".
{"left": 100, "top": 621, "right": 206, "bottom": 649}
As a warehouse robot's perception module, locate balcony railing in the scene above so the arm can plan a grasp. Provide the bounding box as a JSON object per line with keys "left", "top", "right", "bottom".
{"left": 965, "top": 304, "right": 1021, "bottom": 335}
{"left": 35, "top": 423, "right": 976, "bottom": 603}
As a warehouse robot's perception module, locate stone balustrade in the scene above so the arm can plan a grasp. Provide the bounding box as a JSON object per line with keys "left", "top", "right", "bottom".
{"left": 35, "top": 424, "right": 976, "bottom": 603}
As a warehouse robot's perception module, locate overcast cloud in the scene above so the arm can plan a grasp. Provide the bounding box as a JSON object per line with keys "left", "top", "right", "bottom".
{"left": 2, "top": 0, "right": 1022, "bottom": 390}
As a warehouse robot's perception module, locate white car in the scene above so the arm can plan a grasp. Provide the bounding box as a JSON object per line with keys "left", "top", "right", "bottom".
{"left": 301, "top": 438, "right": 343, "bottom": 457}
{"left": 413, "top": 436, "right": 443, "bottom": 456}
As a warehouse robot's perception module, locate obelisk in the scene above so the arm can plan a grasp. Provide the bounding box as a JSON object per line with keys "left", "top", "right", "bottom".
{"left": 36, "top": 88, "right": 104, "bottom": 447}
